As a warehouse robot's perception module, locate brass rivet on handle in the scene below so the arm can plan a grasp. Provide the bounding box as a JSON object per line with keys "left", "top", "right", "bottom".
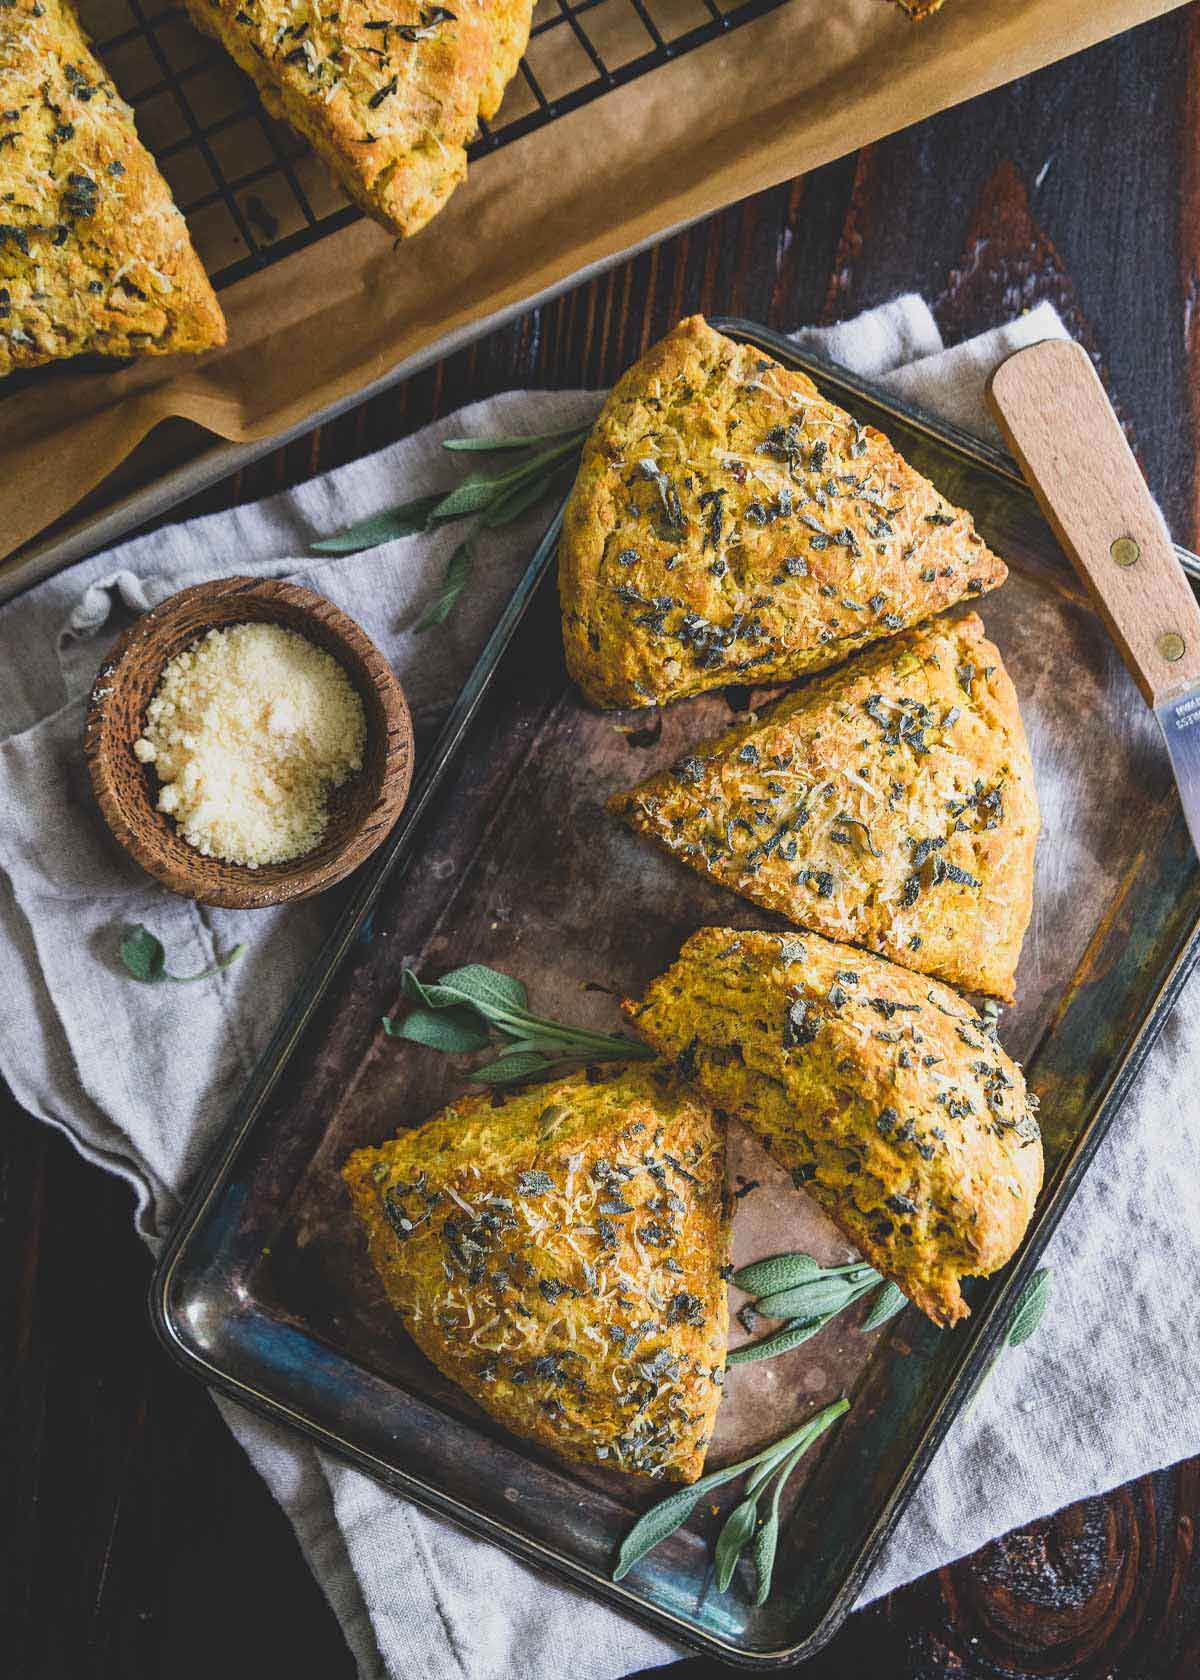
{"left": 1111, "top": 536, "right": 1140, "bottom": 568}
{"left": 1158, "top": 631, "right": 1187, "bottom": 663}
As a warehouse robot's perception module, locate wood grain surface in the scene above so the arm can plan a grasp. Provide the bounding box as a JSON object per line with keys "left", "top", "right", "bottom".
{"left": 5, "top": 5, "right": 1200, "bottom": 1677}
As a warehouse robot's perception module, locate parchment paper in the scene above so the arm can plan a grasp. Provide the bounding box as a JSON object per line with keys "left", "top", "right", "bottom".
{"left": 0, "top": 0, "right": 1184, "bottom": 578}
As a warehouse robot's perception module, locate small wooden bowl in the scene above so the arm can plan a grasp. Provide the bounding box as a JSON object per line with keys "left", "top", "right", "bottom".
{"left": 84, "top": 576, "right": 414, "bottom": 909}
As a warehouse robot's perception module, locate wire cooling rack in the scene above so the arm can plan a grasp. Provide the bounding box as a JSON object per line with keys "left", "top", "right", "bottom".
{"left": 83, "top": 0, "right": 791, "bottom": 289}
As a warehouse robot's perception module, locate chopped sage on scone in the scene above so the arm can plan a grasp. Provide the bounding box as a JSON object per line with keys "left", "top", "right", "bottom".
{"left": 609, "top": 614, "right": 1039, "bottom": 1001}
{"left": 0, "top": 0, "right": 225, "bottom": 377}
{"left": 558, "top": 315, "right": 1006, "bottom": 708}
{"left": 182, "top": 0, "right": 533, "bottom": 238}
{"left": 625, "top": 928, "right": 1042, "bottom": 1327}
{"left": 343, "top": 1062, "right": 730, "bottom": 1481}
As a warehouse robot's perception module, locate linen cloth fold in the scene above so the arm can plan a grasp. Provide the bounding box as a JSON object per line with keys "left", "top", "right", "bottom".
{"left": 2, "top": 296, "right": 1197, "bottom": 1680}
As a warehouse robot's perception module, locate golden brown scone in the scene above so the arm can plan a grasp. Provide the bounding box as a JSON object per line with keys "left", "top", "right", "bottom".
{"left": 343, "top": 1062, "right": 730, "bottom": 1481}
{"left": 609, "top": 615, "right": 1039, "bottom": 1001}
{"left": 0, "top": 0, "right": 225, "bottom": 377}
{"left": 183, "top": 0, "right": 533, "bottom": 239}
{"left": 558, "top": 316, "right": 1006, "bottom": 709}
{"left": 625, "top": 928, "right": 1042, "bottom": 1327}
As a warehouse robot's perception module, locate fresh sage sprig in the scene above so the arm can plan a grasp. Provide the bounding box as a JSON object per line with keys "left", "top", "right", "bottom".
{"left": 311, "top": 425, "right": 589, "bottom": 629}
{"left": 728, "top": 1252, "right": 906, "bottom": 1366}
{"left": 733, "top": 1251, "right": 1052, "bottom": 1383}
{"left": 613, "top": 1398, "right": 849, "bottom": 1603}
{"left": 382, "top": 962, "right": 653, "bottom": 1085}
{"left": 119, "top": 923, "right": 245, "bottom": 984}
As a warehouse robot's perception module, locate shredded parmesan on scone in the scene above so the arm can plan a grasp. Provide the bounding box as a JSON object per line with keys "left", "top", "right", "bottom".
{"left": 343, "top": 1063, "right": 730, "bottom": 1481}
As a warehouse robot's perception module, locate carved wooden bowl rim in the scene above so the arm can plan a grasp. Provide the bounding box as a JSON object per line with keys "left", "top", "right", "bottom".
{"left": 83, "top": 575, "right": 415, "bottom": 910}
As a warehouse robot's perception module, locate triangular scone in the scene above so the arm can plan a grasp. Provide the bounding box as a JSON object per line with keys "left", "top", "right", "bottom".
{"left": 559, "top": 315, "right": 1006, "bottom": 709}
{"left": 625, "top": 928, "right": 1042, "bottom": 1327}
{"left": 343, "top": 1063, "right": 729, "bottom": 1481}
{"left": 0, "top": 0, "right": 225, "bottom": 377}
{"left": 609, "top": 615, "right": 1039, "bottom": 1001}
{"left": 183, "top": 0, "right": 534, "bottom": 239}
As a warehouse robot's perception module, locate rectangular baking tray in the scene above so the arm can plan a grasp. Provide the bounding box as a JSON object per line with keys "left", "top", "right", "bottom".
{"left": 150, "top": 318, "right": 1200, "bottom": 1666}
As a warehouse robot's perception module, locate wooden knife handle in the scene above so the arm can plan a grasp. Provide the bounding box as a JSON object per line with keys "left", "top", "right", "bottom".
{"left": 987, "top": 338, "right": 1200, "bottom": 707}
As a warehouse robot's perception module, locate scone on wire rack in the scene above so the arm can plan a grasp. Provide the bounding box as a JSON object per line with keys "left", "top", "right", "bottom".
{"left": 182, "top": 0, "right": 534, "bottom": 239}
{"left": 0, "top": 0, "right": 225, "bottom": 378}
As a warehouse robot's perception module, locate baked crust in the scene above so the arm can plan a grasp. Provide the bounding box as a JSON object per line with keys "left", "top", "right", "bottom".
{"left": 609, "top": 614, "right": 1039, "bottom": 1001}
{"left": 558, "top": 315, "right": 1006, "bottom": 709}
{"left": 626, "top": 927, "right": 1043, "bottom": 1327}
{"left": 893, "top": 0, "right": 946, "bottom": 17}
{"left": 343, "top": 1062, "right": 730, "bottom": 1482}
{"left": 0, "top": 0, "right": 225, "bottom": 377}
{"left": 183, "top": 0, "right": 534, "bottom": 238}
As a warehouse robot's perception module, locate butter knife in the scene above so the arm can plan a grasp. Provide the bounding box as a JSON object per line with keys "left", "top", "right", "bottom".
{"left": 988, "top": 338, "right": 1200, "bottom": 861}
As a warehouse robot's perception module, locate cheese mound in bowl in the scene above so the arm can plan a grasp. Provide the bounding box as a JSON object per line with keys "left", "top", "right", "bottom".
{"left": 133, "top": 622, "right": 366, "bottom": 867}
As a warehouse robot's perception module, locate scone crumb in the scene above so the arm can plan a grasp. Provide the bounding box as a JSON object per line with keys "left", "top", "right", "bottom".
{"left": 136, "top": 622, "right": 366, "bottom": 867}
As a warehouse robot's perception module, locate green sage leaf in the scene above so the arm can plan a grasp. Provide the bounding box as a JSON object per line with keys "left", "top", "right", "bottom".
{"left": 713, "top": 1496, "right": 759, "bottom": 1593}
{"left": 392, "top": 964, "right": 643, "bottom": 1080}
{"left": 732, "top": 1252, "right": 823, "bottom": 1298}
{"left": 726, "top": 1317, "right": 830, "bottom": 1366}
{"left": 398, "top": 970, "right": 466, "bottom": 1010}
{"left": 859, "top": 1280, "right": 907, "bottom": 1332}
{"left": 756, "top": 1273, "right": 872, "bottom": 1321}
{"left": 436, "top": 965, "right": 530, "bottom": 1014}
{"left": 119, "top": 923, "right": 244, "bottom": 984}
{"left": 478, "top": 465, "right": 569, "bottom": 529}
{"left": 751, "top": 1511, "right": 779, "bottom": 1606}
{"left": 310, "top": 493, "right": 444, "bottom": 553}
{"left": 428, "top": 471, "right": 511, "bottom": 522}
{"left": 384, "top": 1008, "right": 492, "bottom": 1054}
{"left": 613, "top": 1470, "right": 740, "bottom": 1581}
{"left": 415, "top": 538, "right": 474, "bottom": 631}
{"left": 442, "top": 426, "right": 586, "bottom": 453}
{"left": 120, "top": 924, "right": 167, "bottom": 982}
{"left": 472, "top": 1051, "right": 554, "bottom": 1084}
{"left": 1006, "top": 1268, "right": 1051, "bottom": 1348}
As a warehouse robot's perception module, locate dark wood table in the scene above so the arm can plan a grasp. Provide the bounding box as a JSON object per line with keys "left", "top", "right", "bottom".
{"left": 5, "top": 7, "right": 1200, "bottom": 1675}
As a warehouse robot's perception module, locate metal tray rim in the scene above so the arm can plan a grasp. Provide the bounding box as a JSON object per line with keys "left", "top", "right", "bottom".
{"left": 149, "top": 320, "right": 1200, "bottom": 1666}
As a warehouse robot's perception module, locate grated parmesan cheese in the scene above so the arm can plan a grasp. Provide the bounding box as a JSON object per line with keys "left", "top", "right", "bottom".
{"left": 134, "top": 621, "right": 366, "bottom": 867}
